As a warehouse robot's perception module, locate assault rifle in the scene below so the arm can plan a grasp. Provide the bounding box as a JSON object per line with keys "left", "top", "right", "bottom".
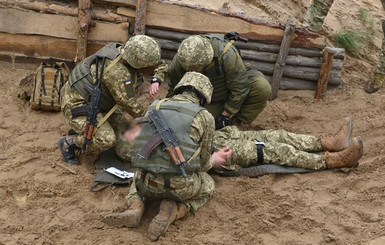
{"left": 82, "top": 56, "right": 107, "bottom": 153}
{"left": 136, "top": 109, "right": 189, "bottom": 180}
{"left": 225, "top": 31, "right": 248, "bottom": 43}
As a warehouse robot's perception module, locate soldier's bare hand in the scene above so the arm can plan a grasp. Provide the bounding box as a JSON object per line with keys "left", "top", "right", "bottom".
{"left": 149, "top": 82, "right": 160, "bottom": 98}
{"left": 212, "top": 146, "right": 232, "bottom": 168}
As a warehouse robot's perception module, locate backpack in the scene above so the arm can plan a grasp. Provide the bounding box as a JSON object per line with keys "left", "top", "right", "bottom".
{"left": 30, "top": 61, "right": 70, "bottom": 112}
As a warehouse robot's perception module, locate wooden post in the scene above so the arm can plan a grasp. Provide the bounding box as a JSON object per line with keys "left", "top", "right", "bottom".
{"left": 315, "top": 47, "right": 335, "bottom": 99}
{"left": 134, "top": 0, "right": 147, "bottom": 35}
{"left": 269, "top": 21, "right": 296, "bottom": 100}
{"left": 75, "top": 0, "right": 92, "bottom": 63}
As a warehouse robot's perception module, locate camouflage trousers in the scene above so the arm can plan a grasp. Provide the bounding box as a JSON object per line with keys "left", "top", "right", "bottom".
{"left": 63, "top": 105, "right": 133, "bottom": 161}
{"left": 205, "top": 69, "right": 271, "bottom": 124}
{"left": 303, "top": 0, "right": 334, "bottom": 32}
{"left": 213, "top": 126, "right": 326, "bottom": 170}
{"left": 126, "top": 169, "right": 215, "bottom": 213}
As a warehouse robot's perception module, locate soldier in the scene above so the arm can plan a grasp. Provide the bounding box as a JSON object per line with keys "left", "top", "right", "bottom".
{"left": 303, "top": 0, "right": 334, "bottom": 33}
{"left": 102, "top": 72, "right": 232, "bottom": 241}
{"left": 58, "top": 35, "right": 168, "bottom": 164}
{"left": 167, "top": 34, "right": 272, "bottom": 130}
{"left": 365, "top": 1, "right": 385, "bottom": 93}
{"left": 213, "top": 117, "right": 363, "bottom": 172}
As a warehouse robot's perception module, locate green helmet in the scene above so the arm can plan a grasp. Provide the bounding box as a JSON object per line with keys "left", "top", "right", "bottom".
{"left": 177, "top": 35, "right": 214, "bottom": 71}
{"left": 121, "top": 35, "right": 161, "bottom": 69}
{"left": 174, "top": 72, "right": 213, "bottom": 104}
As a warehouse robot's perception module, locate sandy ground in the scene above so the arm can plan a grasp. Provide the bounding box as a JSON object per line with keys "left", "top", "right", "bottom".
{"left": 2, "top": 0, "right": 385, "bottom": 244}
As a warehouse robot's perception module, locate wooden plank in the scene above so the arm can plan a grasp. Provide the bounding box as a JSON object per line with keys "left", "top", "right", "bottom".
{"left": 75, "top": 0, "right": 92, "bottom": 63}
{"left": 264, "top": 76, "right": 341, "bottom": 90}
{"left": 270, "top": 22, "right": 296, "bottom": 100}
{"left": 0, "top": 33, "right": 105, "bottom": 61}
{"left": 315, "top": 47, "right": 335, "bottom": 99}
{"left": 117, "top": 1, "right": 326, "bottom": 48}
{"left": 0, "top": 8, "right": 129, "bottom": 43}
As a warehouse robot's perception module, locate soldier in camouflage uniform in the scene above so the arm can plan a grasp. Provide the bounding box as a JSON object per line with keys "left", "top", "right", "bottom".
{"left": 303, "top": 0, "right": 334, "bottom": 33}
{"left": 365, "top": 0, "right": 385, "bottom": 93}
{"left": 167, "top": 34, "right": 272, "bottom": 129}
{"left": 58, "top": 35, "right": 168, "bottom": 164}
{"left": 102, "top": 72, "right": 232, "bottom": 242}
{"left": 213, "top": 117, "right": 363, "bottom": 172}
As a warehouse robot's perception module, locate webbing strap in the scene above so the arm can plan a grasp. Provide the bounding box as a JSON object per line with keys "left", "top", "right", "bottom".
{"left": 92, "top": 55, "right": 122, "bottom": 131}
{"left": 205, "top": 40, "right": 235, "bottom": 71}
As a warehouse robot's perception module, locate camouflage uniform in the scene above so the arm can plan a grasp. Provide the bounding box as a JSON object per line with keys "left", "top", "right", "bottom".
{"left": 167, "top": 34, "right": 271, "bottom": 124}
{"left": 61, "top": 36, "right": 167, "bottom": 161}
{"left": 365, "top": 2, "right": 385, "bottom": 93}
{"left": 126, "top": 72, "right": 216, "bottom": 213}
{"left": 213, "top": 126, "right": 326, "bottom": 171}
{"left": 303, "top": 0, "right": 334, "bottom": 33}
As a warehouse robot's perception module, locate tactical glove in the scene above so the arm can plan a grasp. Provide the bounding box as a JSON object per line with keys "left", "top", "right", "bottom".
{"left": 215, "top": 114, "right": 230, "bottom": 130}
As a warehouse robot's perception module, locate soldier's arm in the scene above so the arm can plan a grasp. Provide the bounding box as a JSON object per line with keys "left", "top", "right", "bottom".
{"left": 103, "top": 62, "right": 145, "bottom": 117}
{"left": 222, "top": 48, "right": 250, "bottom": 115}
{"left": 152, "top": 60, "right": 168, "bottom": 83}
{"left": 167, "top": 56, "right": 185, "bottom": 98}
{"left": 190, "top": 110, "right": 216, "bottom": 172}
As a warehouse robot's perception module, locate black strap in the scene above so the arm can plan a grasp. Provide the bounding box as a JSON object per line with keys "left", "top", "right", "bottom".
{"left": 256, "top": 143, "right": 264, "bottom": 164}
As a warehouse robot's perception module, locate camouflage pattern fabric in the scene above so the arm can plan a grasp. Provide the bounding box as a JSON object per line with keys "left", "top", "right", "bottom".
{"left": 125, "top": 91, "right": 216, "bottom": 212}
{"left": 121, "top": 35, "right": 161, "bottom": 69}
{"left": 61, "top": 57, "right": 152, "bottom": 153}
{"left": 174, "top": 71, "right": 213, "bottom": 104}
{"left": 177, "top": 35, "right": 214, "bottom": 71}
{"left": 168, "top": 35, "right": 271, "bottom": 124}
{"left": 213, "top": 126, "right": 326, "bottom": 171}
{"left": 303, "top": 0, "right": 334, "bottom": 32}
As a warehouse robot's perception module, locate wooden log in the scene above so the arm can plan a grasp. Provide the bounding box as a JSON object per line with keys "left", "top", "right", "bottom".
{"left": 264, "top": 76, "right": 342, "bottom": 90}
{"left": 134, "top": 0, "right": 147, "bottom": 35}
{"left": 0, "top": 8, "right": 129, "bottom": 43}
{"left": 117, "top": 1, "right": 326, "bottom": 49}
{"left": 92, "top": 0, "right": 136, "bottom": 6}
{"left": 0, "top": 0, "right": 128, "bottom": 23}
{"left": 75, "top": 0, "right": 92, "bottom": 63}
{"left": 270, "top": 22, "right": 296, "bottom": 100}
{"left": 315, "top": 47, "right": 335, "bottom": 99}
{"left": 240, "top": 50, "right": 342, "bottom": 69}
{"left": 244, "top": 60, "right": 341, "bottom": 85}
{"left": 0, "top": 32, "right": 104, "bottom": 61}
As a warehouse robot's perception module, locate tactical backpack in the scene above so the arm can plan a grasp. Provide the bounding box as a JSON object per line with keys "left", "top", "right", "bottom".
{"left": 30, "top": 61, "right": 69, "bottom": 112}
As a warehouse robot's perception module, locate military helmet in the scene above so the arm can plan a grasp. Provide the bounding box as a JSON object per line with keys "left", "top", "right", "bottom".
{"left": 174, "top": 72, "right": 213, "bottom": 104}
{"left": 121, "top": 35, "right": 161, "bottom": 69}
{"left": 177, "top": 35, "right": 214, "bottom": 71}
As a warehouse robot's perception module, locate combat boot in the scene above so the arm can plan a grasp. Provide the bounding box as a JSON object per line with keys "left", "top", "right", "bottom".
{"left": 147, "top": 199, "right": 189, "bottom": 241}
{"left": 323, "top": 136, "right": 363, "bottom": 168}
{"left": 58, "top": 135, "right": 79, "bottom": 164}
{"left": 320, "top": 117, "right": 352, "bottom": 152}
{"left": 102, "top": 199, "right": 145, "bottom": 228}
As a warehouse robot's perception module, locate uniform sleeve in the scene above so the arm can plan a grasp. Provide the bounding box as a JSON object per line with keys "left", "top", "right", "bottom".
{"left": 189, "top": 109, "right": 216, "bottom": 172}
{"left": 167, "top": 56, "right": 185, "bottom": 98}
{"left": 152, "top": 60, "right": 169, "bottom": 83}
{"left": 95, "top": 61, "right": 145, "bottom": 117}
{"left": 222, "top": 47, "right": 249, "bottom": 115}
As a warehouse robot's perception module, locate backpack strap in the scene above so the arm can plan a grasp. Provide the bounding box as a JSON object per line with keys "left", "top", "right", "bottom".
{"left": 205, "top": 40, "right": 235, "bottom": 72}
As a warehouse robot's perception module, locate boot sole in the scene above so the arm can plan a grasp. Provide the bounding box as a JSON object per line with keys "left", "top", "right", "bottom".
{"left": 58, "top": 138, "right": 79, "bottom": 164}
{"left": 102, "top": 213, "right": 140, "bottom": 228}
{"left": 147, "top": 200, "right": 177, "bottom": 241}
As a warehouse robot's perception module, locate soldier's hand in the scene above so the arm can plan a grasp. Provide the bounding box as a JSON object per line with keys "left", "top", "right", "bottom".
{"left": 149, "top": 82, "right": 160, "bottom": 98}
{"left": 212, "top": 146, "right": 232, "bottom": 168}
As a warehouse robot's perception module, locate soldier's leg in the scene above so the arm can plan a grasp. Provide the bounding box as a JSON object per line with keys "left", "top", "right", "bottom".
{"left": 264, "top": 142, "right": 327, "bottom": 170}
{"left": 365, "top": 20, "right": 385, "bottom": 93}
{"left": 303, "top": 0, "right": 334, "bottom": 32}
{"left": 233, "top": 69, "right": 271, "bottom": 124}
{"left": 103, "top": 170, "right": 147, "bottom": 228}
